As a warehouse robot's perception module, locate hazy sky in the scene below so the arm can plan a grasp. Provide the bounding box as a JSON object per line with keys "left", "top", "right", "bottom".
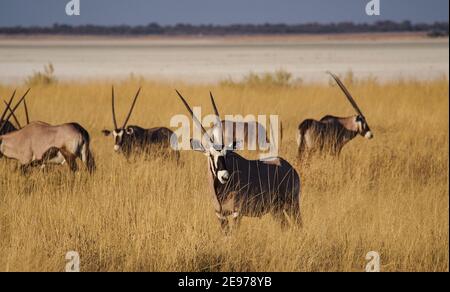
{"left": 0, "top": 0, "right": 448, "bottom": 27}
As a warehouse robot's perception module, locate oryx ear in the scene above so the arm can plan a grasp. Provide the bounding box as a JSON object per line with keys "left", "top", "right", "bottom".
{"left": 126, "top": 127, "right": 134, "bottom": 135}
{"left": 190, "top": 138, "right": 206, "bottom": 153}
{"left": 101, "top": 129, "right": 111, "bottom": 136}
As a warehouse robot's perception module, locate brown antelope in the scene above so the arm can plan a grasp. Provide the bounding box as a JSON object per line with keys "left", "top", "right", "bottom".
{"left": 0, "top": 97, "right": 95, "bottom": 174}
{"left": 208, "top": 92, "right": 275, "bottom": 151}
{"left": 297, "top": 72, "right": 373, "bottom": 160}
{"left": 3, "top": 90, "right": 68, "bottom": 167}
{"left": 176, "top": 90, "right": 301, "bottom": 234}
{"left": 102, "top": 87, "right": 179, "bottom": 160}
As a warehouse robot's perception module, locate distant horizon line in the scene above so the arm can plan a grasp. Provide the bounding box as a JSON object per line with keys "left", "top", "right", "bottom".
{"left": 1, "top": 20, "right": 449, "bottom": 28}
{"left": 1, "top": 20, "right": 448, "bottom": 36}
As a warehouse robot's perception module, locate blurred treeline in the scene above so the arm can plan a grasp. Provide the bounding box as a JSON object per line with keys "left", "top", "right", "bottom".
{"left": 0, "top": 21, "right": 448, "bottom": 36}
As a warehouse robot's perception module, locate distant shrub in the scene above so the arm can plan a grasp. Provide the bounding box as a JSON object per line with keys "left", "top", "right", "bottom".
{"left": 327, "top": 70, "right": 381, "bottom": 87}
{"left": 427, "top": 29, "right": 449, "bottom": 38}
{"left": 128, "top": 72, "right": 145, "bottom": 83}
{"left": 343, "top": 70, "right": 355, "bottom": 86}
{"left": 220, "top": 69, "right": 301, "bottom": 88}
{"left": 25, "top": 63, "right": 57, "bottom": 86}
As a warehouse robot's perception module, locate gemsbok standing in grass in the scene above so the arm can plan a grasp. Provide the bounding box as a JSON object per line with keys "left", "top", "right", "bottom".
{"left": 176, "top": 90, "right": 301, "bottom": 234}
{"left": 102, "top": 86, "right": 179, "bottom": 161}
{"left": 0, "top": 94, "right": 96, "bottom": 174}
{"left": 297, "top": 72, "right": 373, "bottom": 160}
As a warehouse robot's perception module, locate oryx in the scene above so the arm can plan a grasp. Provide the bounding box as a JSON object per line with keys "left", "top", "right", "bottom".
{"left": 3, "top": 89, "right": 68, "bottom": 167}
{"left": 102, "top": 87, "right": 179, "bottom": 160}
{"left": 297, "top": 72, "right": 373, "bottom": 160}
{"left": 176, "top": 90, "right": 301, "bottom": 234}
{"left": 0, "top": 96, "right": 96, "bottom": 174}
{"left": 208, "top": 92, "right": 274, "bottom": 151}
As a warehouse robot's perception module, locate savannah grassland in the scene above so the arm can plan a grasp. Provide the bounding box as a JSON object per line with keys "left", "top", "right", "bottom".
{"left": 0, "top": 74, "right": 448, "bottom": 272}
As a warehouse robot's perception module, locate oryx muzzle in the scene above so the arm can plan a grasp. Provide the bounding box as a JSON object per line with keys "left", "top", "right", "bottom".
{"left": 176, "top": 90, "right": 301, "bottom": 234}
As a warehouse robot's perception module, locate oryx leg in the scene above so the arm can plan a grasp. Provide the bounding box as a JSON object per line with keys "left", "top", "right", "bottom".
{"left": 19, "top": 164, "right": 32, "bottom": 175}
{"left": 297, "top": 133, "right": 304, "bottom": 160}
{"left": 80, "top": 142, "right": 96, "bottom": 174}
{"left": 46, "top": 151, "right": 66, "bottom": 165}
{"left": 35, "top": 147, "right": 57, "bottom": 171}
{"left": 41, "top": 147, "right": 65, "bottom": 169}
{"left": 59, "top": 148, "right": 78, "bottom": 173}
{"left": 231, "top": 211, "right": 242, "bottom": 231}
{"left": 298, "top": 149, "right": 309, "bottom": 165}
{"left": 272, "top": 211, "right": 289, "bottom": 231}
{"left": 286, "top": 203, "right": 303, "bottom": 229}
{"left": 298, "top": 132, "right": 312, "bottom": 164}
{"left": 215, "top": 212, "right": 230, "bottom": 235}
{"left": 333, "top": 144, "right": 344, "bottom": 157}
{"left": 272, "top": 203, "right": 302, "bottom": 230}
{"left": 172, "top": 149, "right": 181, "bottom": 164}
{"left": 20, "top": 160, "right": 44, "bottom": 174}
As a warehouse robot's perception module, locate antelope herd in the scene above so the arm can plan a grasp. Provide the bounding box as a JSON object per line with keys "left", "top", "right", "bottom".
{"left": 0, "top": 72, "right": 373, "bottom": 232}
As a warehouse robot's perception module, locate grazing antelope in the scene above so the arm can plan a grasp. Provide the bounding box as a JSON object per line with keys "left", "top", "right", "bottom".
{"left": 102, "top": 87, "right": 179, "bottom": 160}
{"left": 176, "top": 90, "right": 301, "bottom": 234}
{"left": 3, "top": 90, "right": 68, "bottom": 167}
{"left": 208, "top": 92, "right": 274, "bottom": 150}
{"left": 0, "top": 97, "right": 95, "bottom": 174}
{"left": 297, "top": 72, "right": 373, "bottom": 159}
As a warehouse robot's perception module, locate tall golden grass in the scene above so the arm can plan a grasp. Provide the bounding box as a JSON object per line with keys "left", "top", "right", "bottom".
{"left": 0, "top": 76, "right": 448, "bottom": 271}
